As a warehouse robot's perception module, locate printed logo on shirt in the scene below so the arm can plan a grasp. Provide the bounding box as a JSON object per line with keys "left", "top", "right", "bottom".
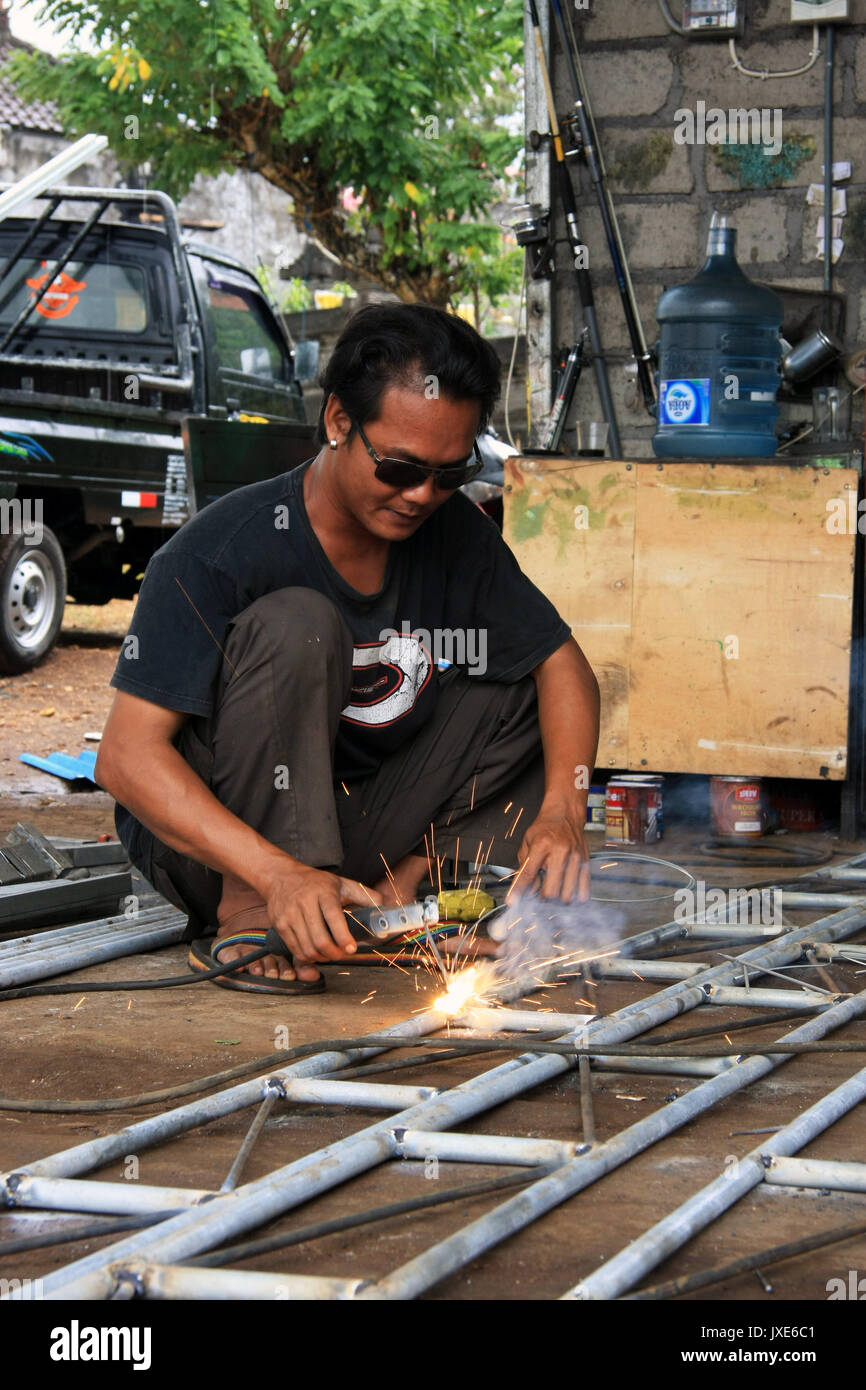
{"left": 341, "top": 635, "right": 433, "bottom": 728}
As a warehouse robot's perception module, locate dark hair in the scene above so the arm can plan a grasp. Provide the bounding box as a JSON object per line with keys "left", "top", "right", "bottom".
{"left": 316, "top": 302, "right": 501, "bottom": 444}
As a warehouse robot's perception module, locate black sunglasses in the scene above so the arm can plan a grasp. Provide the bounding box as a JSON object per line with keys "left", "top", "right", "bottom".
{"left": 353, "top": 419, "right": 484, "bottom": 491}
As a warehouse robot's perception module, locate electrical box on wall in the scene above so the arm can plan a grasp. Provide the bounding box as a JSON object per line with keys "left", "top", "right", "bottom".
{"left": 791, "top": 0, "right": 849, "bottom": 20}
{"left": 683, "top": 1, "right": 743, "bottom": 35}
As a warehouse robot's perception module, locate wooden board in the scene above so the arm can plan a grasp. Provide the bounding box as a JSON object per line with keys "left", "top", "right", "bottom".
{"left": 629, "top": 463, "right": 856, "bottom": 779}
{"left": 504, "top": 456, "right": 635, "bottom": 768}
{"left": 504, "top": 459, "right": 857, "bottom": 781}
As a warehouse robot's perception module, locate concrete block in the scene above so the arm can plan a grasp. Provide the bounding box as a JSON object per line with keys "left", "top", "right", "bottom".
{"left": 606, "top": 127, "right": 694, "bottom": 195}
{"left": 577, "top": 201, "right": 701, "bottom": 270}
{"left": 576, "top": 0, "right": 670, "bottom": 42}
{"left": 721, "top": 196, "right": 789, "bottom": 265}
{"left": 588, "top": 281, "right": 665, "bottom": 354}
{"left": 578, "top": 50, "right": 674, "bottom": 118}
{"left": 705, "top": 117, "right": 866, "bottom": 191}
{"left": 680, "top": 40, "right": 825, "bottom": 112}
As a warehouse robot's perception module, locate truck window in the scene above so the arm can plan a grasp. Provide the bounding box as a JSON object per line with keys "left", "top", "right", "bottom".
{"left": 205, "top": 275, "right": 287, "bottom": 381}
{"left": 0, "top": 258, "right": 148, "bottom": 334}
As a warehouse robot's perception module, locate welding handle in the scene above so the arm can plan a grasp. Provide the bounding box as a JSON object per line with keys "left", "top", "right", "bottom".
{"left": 264, "top": 927, "right": 292, "bottom": 959}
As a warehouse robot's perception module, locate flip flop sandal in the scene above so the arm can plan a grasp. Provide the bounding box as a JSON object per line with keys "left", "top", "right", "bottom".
{"left": 188, "top": 930, "right": 326, "bottom": 995}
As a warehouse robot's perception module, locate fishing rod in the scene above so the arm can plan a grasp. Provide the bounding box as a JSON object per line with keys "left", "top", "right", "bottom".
{"left": 549, "top": 0, "right": 657, "bottom": 416}
{"left": 526, "top": 0, "right": 622, "bottom": 457}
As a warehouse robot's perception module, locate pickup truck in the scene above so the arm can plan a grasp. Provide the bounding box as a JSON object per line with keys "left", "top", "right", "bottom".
{"left": 0, "top": 184, "right": 315, "bottom": 673}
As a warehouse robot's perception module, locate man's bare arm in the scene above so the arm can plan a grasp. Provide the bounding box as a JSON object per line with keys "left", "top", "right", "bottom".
{"left": 511, "top": 637, "right": 600, "bottom": 902}
{"left": 95, "top": 691, "right": 376, "bottom": 959}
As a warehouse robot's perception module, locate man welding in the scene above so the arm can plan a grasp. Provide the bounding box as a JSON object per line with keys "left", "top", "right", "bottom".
{"left": 96, "top": 304, "right": 600, "bottom": 994}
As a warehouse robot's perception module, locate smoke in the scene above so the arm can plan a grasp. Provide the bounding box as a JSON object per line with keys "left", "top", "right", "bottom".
{"left": 489, "top": 888, "right": 626, "bottom": 982}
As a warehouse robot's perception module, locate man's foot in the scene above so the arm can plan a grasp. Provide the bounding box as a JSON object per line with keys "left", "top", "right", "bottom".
{"left": 216, "top": 881, "right": 321, "bottom": 984}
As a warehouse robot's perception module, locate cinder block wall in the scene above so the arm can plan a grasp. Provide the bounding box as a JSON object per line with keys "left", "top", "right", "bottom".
{"left": 537, "top": 0, "right": 866, "bottom": 458}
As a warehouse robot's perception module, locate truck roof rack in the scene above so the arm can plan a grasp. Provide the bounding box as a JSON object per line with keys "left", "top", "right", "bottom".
{"left": 0, "top": 185, "right": 199, "bottom": 394}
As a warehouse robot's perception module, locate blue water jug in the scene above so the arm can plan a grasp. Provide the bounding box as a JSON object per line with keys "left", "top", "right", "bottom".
{"left": 652, "top": 214, "right": 782, "bottom": 459}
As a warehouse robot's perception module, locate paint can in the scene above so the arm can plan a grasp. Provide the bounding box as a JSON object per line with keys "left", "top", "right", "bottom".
{"left": 710, "top": 775, "right": 765, "bottom": 837}
{"left": 604, "top": 777, "right": 663, "bottom": 845}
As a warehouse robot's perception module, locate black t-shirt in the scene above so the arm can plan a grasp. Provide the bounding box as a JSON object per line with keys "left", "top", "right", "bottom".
{"left": 110, "top": 459, "right": 571, "bottom": 780}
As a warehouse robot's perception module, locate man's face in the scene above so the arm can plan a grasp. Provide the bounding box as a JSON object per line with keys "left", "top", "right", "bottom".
{"left": 326, "top": 382, "right": 482, "bottom": 540}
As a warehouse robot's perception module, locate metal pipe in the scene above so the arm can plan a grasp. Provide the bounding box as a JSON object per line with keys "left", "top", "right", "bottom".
{"left": 461, "top": 1007, "right": 593, "bottom": 1032}
{"left": 359, "top": 983, "right": 866, "bottom": 1301}
{"left": 762, "top": 1156, "right": 866, "bottom": 1193}
{"left": 41, "top": 1261, "right": 367, "bottom": 1302}
{"left": 593, "top": 959, "right": 706, "bottom": 981}
{"left": 0, "top": 134, "right": 108, "bottom": 223}
{"left": 0, "top": 918, "right": 188, "bottom": 987}
{"left": 564, "top": 1060, "right": 866, "bottom": 1299}
{"left": 4, "top": 1175, "right": 211, "bottom": 1215}
{"left": 579, "top": 1055, "right": 596, "bottom": 1143}
{"left": 686, "top": 923, "right": 788, "bottom": 939}
{"left": 824, "top": 23, "right": 835, "bottom": 295}
{"left": 813, "top": 866, "right": 866, "bottom": 882}
{"left": 392, "top": 1130, "right": 576, "bottom": 1167}
{"left": 778, "top": 891, "right": 866, "bottom": 909}
{"left": 703, "top": 984, "right": 832, "bottom": 1010}
{"left": 590, "top": 1055, "right": 730, "bottom": 1078}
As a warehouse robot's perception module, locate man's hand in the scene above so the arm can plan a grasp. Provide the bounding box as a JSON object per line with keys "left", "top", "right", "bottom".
{"left": 262, "top": 863, "right": 382, "bottom": 964}
{"left": 510, "top": 803, "right": 590, "bottom": 903}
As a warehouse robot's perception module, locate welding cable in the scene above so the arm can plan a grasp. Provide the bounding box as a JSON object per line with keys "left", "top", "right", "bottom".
{"left": 622, "top": 1217, "right": 866, "bottom": 1301}
{"left": 3, "top": 1033, "right": 866, "bottom": 1115}
{"left": 184, "top": 1164, "right": 561, "bottom": 1269}
{"left": 694, "top": 841, "right": 833, "bottom": 867}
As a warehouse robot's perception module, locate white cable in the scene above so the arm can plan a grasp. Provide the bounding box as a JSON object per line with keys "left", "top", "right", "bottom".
{"left": 656, "top": 0, "right": 687, "bottom": 37}
{"left": 728, "top": 25, "right": 820, "bottom": 80}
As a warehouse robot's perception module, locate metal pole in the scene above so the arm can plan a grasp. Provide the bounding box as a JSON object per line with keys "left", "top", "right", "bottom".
{"left": 762, "top": 1156, "right": 866, "bottom": 1193}
{"left": 392, "top": 1130, "right": 576, "bottom": 1167}
{"left": 564, "top": 1060, "right": 866, "bottom": 1299}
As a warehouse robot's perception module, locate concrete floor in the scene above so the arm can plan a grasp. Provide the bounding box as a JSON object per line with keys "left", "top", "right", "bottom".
{"left": 1, "top": 795, "right": 866, "bottom": 1301}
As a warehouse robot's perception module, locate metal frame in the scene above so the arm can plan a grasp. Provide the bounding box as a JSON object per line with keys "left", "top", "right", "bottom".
{"left": 2, "top": 878, "right": 866, "bottom": 1301}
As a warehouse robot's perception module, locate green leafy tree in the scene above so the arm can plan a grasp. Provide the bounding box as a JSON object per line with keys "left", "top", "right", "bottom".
{"left": 9, "top": 0, "right": 524, "bottom": 307}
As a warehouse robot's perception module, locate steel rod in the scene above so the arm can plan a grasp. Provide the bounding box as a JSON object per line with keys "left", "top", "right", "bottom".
{"left": 4, "top": 1175, "right": 211, "bottom": 1215}
{"left": 392, "top": 1130, "right": 576, "bottom": 1166}
{"left": 703, "top": 984, "right": 833, "bottom": 1009}
{"left": 762, "top": 1156, "right": 866, "bottom": 1192}
{"left": 219, "top": 1089, "right": 279, "bottom": 1194}
{"left": 593, "top": 959, "right": 706, "bottom": 981}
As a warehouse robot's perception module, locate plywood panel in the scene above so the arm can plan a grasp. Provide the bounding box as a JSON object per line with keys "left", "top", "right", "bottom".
{"left": 629, "top": 463, "right": 856, "bottom": 778}
{"left": 504, "top": 456, "right": 635, "bottom": 768}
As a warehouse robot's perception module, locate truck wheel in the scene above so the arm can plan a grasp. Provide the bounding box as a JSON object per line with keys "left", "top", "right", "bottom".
{"left": 0, "top": 526, "right": 67, "bottom": 673}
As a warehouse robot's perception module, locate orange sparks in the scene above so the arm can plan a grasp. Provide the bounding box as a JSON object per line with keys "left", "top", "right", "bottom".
{"left": 73, "top": 996, "right": 86, "bottom": 1011}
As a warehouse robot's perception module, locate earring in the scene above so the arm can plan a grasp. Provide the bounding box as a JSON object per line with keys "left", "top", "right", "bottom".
{"left": 330, "top": 438, "right": 338, "bottom": 450}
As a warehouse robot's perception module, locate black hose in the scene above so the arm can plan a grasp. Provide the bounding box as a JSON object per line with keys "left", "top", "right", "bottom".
{"left": 0, "top": 943, "right": 276, "bottom": 1002}
{"left": 185, "top": 1165, "right": 559, "bottom": 1269}
{"left": 3, "top": 1032, "right": 866, "bottom": 1114}
{"left": 623, "top": 1217, "right": 866, "bottom": 1301}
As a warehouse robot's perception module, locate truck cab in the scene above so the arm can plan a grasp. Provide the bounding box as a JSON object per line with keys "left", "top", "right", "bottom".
{"left": 0, "top": 185, "right": 313, "bottom": 672}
